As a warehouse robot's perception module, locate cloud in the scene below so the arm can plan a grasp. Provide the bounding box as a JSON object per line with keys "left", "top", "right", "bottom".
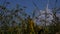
{"left": 34, "top": 9, "right": 53, "bottom": 26}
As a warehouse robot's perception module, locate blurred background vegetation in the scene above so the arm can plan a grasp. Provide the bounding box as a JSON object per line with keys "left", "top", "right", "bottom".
{"left": 0, "top": 0, "right": 60, "bottom": 34}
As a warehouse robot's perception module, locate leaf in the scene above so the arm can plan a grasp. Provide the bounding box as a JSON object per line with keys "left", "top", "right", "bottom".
{"left": 23, "top": 6, "right": 27, "bottom": 8}
{"left": 15, "top": 10, "right": 19, "bottom": 13}
{"left": 6, "top": 2, "right": 10, "bottom": 4}
{"left": 0, "top": 6, "right": 6, "bottom": 10}
{"left": 0, "top": 15, "right": 3, "bottom": 20}
{"left": 20, "top": 8, "right": 23, "bottom": 11}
